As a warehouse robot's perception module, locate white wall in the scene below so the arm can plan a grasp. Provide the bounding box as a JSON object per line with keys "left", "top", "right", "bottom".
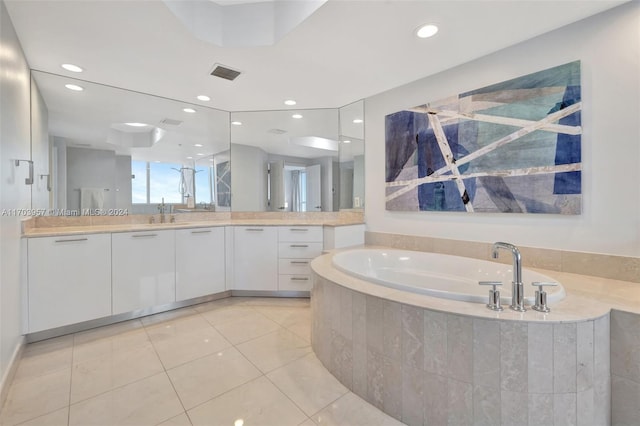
{"left": 365, "top": 2, "right": 640, "bottom": 257}
{"left": 0, "top": 0, "right": 30, "bottom": 397}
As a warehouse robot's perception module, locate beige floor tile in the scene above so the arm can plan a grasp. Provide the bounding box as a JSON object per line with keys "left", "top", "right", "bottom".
{"left": 140, "top": 307, "right": 200, "bottom": 327}
{"left": 144, "top": 315, "right": 216, "bottom": 341}
{"left": 199, "top": 306, "right": 258, "bottom": 327}
{"left": 236, "top": 328, "right": 311, "bottom": 373}
{"left": 73, "top": 327, "right": 150, "bottom": 364}
{"left": 167, "top": 347, "right": 261, "bottom": 410}
{"left": 14, "top": 337, "right": 73, "bottom": 382}
{"left": 0, "top": 368, "right": 71, "bottom": 426}
{"left": 313, "top": 392, "right": 405, "bottom": 426}
{"left": 187, "top": 376, "right": 307, "bottom": 426}
{"left": 241, "top": 297, "right": 310, "bottom": 307}
{"left": 73, "top": 320, "right": 144, "bottom": 345}
{"left": 70, "top": 342, "right": 165, "bottom": 403}
{"left": 14, "top": 407, "right": 68, "bottom": 426}
{"left": 150, "top": 327, "right": 232, "bottom": 369}
{"left": 298, "top": 419, "right": 317, "bottom": 426}
{"left": 192, "top": 297, "right": 253, "bottom": 313}
{"left": 213, "top": 312, "right": 282, "bottom": 345}
{"left": 267, "top": 353, "right": 348, "bottom": 416}
{"left": 68, "top": 373, "right": 183, "bottom": 426}
{"left": 286, "top": 320, "right": 312, "bottom": 343}
{"left": 156, "top": 412, "right": 192, "bottom": 426}
{"left": 252, "top": 306, "right": 311, "bottom": 327}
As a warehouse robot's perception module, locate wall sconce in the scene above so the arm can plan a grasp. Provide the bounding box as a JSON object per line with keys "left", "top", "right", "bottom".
{"left": 14, "top": 159, "right": 33, "bottom": 185}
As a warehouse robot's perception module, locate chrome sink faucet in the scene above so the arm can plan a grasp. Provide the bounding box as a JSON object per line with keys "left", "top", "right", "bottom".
{"left": 158, "top": 197, "right": 167, "bottom": 224}
{"left": 492, "top": 242, "right": 525, "bottom": 312}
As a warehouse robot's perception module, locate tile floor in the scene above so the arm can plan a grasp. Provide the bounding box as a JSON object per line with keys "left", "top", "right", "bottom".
{"left": 0, "top": 297, "right": 405, "bottom": 426}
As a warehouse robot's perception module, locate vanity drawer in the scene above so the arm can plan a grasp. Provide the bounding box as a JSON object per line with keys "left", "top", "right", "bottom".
{"left": 279, "top": 258, "right": 312, "bottom": 275}
{"left": 278, "top": 242, "right": 323, "bottom": 259}
{"left": 278, "top": 226, "right": 323, "bottom": 242}
{"left": 278, "top": 275, "right": 312, "bottom": 292}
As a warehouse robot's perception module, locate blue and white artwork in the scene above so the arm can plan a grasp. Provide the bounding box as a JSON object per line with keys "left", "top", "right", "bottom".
{"left": 385, "top": 61, "right": 582, "bottom": 214}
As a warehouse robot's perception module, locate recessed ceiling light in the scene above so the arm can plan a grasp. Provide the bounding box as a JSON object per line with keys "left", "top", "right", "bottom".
{"left": 197, "top": 153, "right": 204, "bottom": 156}
{"left": 154, "top": 160, "right": 161, "bottom": 163}
{"left": 231, "top": 121, "right": 242, "bottom": 126}
{"left": 197, "top": 95, "right": 211, "bottom": 101}
{"left": 343, "top": 140, "right": 351, "bottom": 144}
{"left": 416, "top": 24, "right": 438, "bottom": 39}
{"left": 65, "top": 84, "right": 84, "bottom": 91}
{"left": 284, "top": 99, "right": 297, "bottom": 106}
{"left": 353, "top": 118, "right": 363, "bottom": 124}
{"left": 125, "top": 122, "right": 148, "bottom": 127}
{"left": 209, "top": 158, "right": 214, "bottom": 162}
{"left": 183, "top": 108, "right": 196, "bottom": 113}
{"left": 194, "top": 143, "right": 203, "bottom": 147}
{"left": 61, "top": 63, "right": 83, "bottom": 73}
{"left": 186, "top": 156, "right": 193, "bottom": 159}
{"left": 292, "top": 114, "right": 303, "bottom": 119}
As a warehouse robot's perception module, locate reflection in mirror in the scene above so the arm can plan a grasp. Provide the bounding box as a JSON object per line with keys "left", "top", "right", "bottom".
{"left": 30, "top": 71, "right": 230, "bottom": 215}
{"left": 230, "top": 109, "right": 340, "bottom": 212}
{"left": 338, "top": 99, "right": 365, "bottom": 210}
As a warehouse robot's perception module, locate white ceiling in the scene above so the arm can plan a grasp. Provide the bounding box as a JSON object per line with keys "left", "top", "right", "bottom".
{"left": 5, "top": 0, "right": 628, "bottom": 112}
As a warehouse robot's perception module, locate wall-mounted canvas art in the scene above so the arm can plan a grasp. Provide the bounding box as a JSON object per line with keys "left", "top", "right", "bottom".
{"left": 385, "top": 61, "right": 582, "bottom": 214}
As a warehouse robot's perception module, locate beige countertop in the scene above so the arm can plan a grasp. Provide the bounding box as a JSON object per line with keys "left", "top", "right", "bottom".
{"left": 22, "top": 218, "right": 365, "bottom": 238}
{"left": 311, "top": 246, "right": 640, "bottom": 323}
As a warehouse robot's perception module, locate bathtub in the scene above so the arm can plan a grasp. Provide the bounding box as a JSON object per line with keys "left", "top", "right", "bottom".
{"left": 331, "top": 248, "right": 566, "bottom": 305}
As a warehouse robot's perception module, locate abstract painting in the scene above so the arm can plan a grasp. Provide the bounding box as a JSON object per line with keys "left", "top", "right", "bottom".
{"left": 385, "top": 61, "right": 582, "bottom": 214}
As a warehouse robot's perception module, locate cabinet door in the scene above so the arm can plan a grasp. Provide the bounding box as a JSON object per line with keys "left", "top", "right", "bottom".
{"left": 233, "top": 227, "right": 278, "bottom": 290}
{"left": 28, "top": 234, "right": 112, "bottom": 332}
{"left": 175, "top": 227, "right": 225, "bottom": 300}
{"left": 112, "top": 230, "right": 175, "bottom": 315}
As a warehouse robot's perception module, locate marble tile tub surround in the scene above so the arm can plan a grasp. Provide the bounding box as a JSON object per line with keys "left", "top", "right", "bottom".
{"left": 366, "top": 231, "right": 640, "bottom": 284}
{"left": 311, "top": 276, "right": 612, "bottom": 426}
{"left": 610, "top": 309, "right": 640, "bottom": 425}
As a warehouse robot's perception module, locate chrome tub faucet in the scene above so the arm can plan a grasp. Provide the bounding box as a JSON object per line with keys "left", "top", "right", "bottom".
{"left": 492, "top": 242, "right": 526, "bottom": 312}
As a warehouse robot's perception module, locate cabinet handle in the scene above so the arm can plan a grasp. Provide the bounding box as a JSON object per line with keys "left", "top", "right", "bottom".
{"left": 290, "top": 244, "right": 309, "bottom": 248}
{"left": 290, "top": 261, "right": 309, "bottom": 265}
{"left": 289, "top": 228, "right": 308, "bottom": 232}
{"left": 191, "top": 230, "right": 212, "bottom": 234}
{"left": 54, "top": 237, "right": 88, "bottom": 243}
{"left": 132, "top": 233, "right": 157, "bottom": 238}
{"left": 290, "top": 277, "right": 309, "bottom": 281}
{"left": 245, "top": 228, "right": 264, "bottom": 231}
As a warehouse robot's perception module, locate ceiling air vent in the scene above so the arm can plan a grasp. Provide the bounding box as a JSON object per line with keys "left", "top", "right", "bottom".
{"left": 161, "top": 118, "right": 183, "bottom": 126}
{"left": 210, "top": 63, "right": 242, "bottom": 81}
{"left": 268, "top": 128, "right": 287, "bottom": 135}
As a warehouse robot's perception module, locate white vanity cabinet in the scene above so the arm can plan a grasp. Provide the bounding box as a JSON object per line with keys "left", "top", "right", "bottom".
{"left": 175, "top": 227, "right": 226, "bottom": 300}
{"left": 111, "top": 230, "right": 175, "bottom": 315}
{"left": 277, "top": 226, "right": 323, "bottom": 291}
{"left": 27, "top": 234, "right": 112, "bottom": 333}
{"left": 232, "top": 226, "right": 278, "bottom": 291}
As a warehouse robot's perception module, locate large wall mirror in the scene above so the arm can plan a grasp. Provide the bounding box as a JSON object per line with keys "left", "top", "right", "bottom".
{"left": 29, "top": 71, "right": 363, "bottom": 215}
{"left": 230, "top": 101, "right": 364, "bottom": 212}
{"left": 230, "top": 108, "right": 338, "bottom": 212}
{"left": 30, "top": 71, "right": 230, "bottom": 216}
{"left": 338, "top": 99, "right": 364, "bottom": 210}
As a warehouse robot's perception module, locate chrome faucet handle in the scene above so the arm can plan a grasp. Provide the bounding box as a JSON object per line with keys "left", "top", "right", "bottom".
{"left": 531, "top": 282, "right": 557, "bottom": 313}
{"left": 479, "top": 281, "right": 504, "bottom": 311}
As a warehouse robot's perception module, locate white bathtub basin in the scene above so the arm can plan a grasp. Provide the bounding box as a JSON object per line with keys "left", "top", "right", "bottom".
{"left": 331, "top": 249, "right": 566, "bottom": 305}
